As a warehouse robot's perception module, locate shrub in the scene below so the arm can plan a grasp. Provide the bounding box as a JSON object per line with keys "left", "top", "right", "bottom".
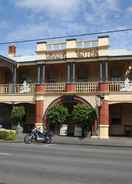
{"left": 11, "top": 106, "right": 25, "bottom": 127}
{"left": 0, "top": 128, "right": 16, "bottom": 140}
{"left": 47, "top": 105, "right": 69, "bottom": 130}
{"left": 71, "top": 104, "right": 97, "bottom": 137}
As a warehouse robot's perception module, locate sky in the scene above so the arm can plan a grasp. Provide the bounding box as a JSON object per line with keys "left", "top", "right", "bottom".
{"left": 1, "top": 0, "right": 132, "bottom": 56}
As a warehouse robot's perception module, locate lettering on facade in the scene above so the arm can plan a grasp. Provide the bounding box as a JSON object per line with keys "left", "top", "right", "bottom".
{"left": 76, "top": 48, "right": 98, "bottom": 58}
{"left": 46, "top": 51, "right": 66, "bottom": 60}
{"left": 46, "top": 47, "right": 98, "bottom": 60}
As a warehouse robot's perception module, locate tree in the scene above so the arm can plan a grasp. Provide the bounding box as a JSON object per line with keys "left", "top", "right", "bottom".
{"left": 11, "top": 106, "right": 26, "bottom": 127}
{"left": 71, "top": 104, "right": 96, "bottom": 137}
{"left": 47, "top": 105, "right": 69, "bottom": 131}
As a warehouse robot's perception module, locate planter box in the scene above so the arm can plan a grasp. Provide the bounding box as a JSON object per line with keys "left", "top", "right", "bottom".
{"left": 60, "top": 124, "right": 68, "bottom": 136}
{"left": 74, "top": 126, "right": 82, "bottom": 137}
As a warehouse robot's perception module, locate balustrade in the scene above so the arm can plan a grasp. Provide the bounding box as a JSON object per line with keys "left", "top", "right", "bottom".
{"left": 0, "top": 81, "right": 131, "bottom": 95}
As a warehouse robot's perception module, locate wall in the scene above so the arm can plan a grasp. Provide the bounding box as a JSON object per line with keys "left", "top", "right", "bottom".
{"left": 109, "top": 103, "right": 132, "bottom": 136}
{"left": 76, "top": 63, "right": 99, "bottom": 81}
{"left": 17, "top": 66, "right": 37, "bottom": 83}
{"left": 46, "top": 64, "right": 66, "bottom": 82}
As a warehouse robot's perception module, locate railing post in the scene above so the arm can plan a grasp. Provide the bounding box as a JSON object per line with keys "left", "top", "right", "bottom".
{"left": 65, "top": 83, "right": 76, "bottom": 92}
{"left": 99, "top": 82, "right": 109, "bottom": 92}
{"left": 35, "top": 83, "right": 45, "bottom": 95}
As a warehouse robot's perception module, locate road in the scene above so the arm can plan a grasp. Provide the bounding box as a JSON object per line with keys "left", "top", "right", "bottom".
{"left": 0, "top": 142, "right": 132, "bottom": 184}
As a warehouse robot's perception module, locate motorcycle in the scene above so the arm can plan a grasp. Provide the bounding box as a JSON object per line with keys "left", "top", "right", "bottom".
{"left": 24, "top": 128, "right": 53, "bottom": 144}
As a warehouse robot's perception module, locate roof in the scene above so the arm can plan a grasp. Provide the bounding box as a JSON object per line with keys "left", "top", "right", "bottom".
{"left": 0, "top": 55, "right": 16, "bottom": 64}
{"left": 14, "top": 55, "right": 37, "bottom": 62}
{"left": 106, "top": 49, "right": 132, "bottom": 56}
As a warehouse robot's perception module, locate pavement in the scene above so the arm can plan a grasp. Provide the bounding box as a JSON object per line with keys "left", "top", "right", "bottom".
{"left": 1, "top": 134, "right": 132, "bottom": 147}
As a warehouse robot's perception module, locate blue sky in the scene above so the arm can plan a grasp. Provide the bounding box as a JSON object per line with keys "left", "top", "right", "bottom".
{"left": 1, "top": 0, "right": 132, "bottom": 56}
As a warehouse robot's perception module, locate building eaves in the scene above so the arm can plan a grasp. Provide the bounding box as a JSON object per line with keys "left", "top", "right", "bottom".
{"left": 0, "top": 55, "right": 16, "bottom": 64}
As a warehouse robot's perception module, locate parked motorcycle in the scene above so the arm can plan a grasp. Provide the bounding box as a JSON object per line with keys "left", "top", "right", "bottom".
{"left": 24, "top": 127, "right": 53, "bottom": 144}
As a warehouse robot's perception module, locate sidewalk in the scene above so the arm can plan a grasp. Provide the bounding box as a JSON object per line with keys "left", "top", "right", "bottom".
{"left": 53, "top": 135, "right": 132, "bottom": 148}
{"left": 1, "top": 135, "right": 132, "bottom": 148}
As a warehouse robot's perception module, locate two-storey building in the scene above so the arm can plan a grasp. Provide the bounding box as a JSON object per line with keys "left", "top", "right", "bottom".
{"left": 0, "top": 35, "right": 132, "bottom": 138}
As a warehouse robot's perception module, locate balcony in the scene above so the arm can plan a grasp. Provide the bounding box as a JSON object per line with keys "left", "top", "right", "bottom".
{"left": 0, "top": 84, "right": 35, "bottom": 95}
{"left": 108, "top": 81, "right": 132, "bottom": 93}
{"left": 0, "top": 81, "right": 131, "bottom": 95}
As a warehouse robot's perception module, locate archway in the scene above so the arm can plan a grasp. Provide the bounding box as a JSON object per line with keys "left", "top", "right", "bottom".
{"left": 43, "top": 95, "right": 97, "bottom": 137}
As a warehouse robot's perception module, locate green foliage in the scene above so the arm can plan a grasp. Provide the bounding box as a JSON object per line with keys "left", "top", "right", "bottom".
{"left": 47, "top": 105, "right": 69, "bottom": 129}
{"left": 0, "top": 128, "right": 16, "bottom": 140}
{"left": 71, "top": 104, "right": 96, "bottom": 130}
{"left": 11, "top": 106, "right": 26, "bottom": 127}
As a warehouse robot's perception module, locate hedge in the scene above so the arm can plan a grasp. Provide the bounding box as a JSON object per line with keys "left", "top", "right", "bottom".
{"left": 0, "top": 128, "right": 16, "bottom": 140}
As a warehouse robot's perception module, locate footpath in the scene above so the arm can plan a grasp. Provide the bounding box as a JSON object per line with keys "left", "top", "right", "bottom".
{"left": 1, "top": 134, "right": 132, "bottom": 148}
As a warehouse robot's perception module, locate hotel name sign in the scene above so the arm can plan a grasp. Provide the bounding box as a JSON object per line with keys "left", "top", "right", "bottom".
{"left": 45, "top": 47, "right": 98, "bottom": 60}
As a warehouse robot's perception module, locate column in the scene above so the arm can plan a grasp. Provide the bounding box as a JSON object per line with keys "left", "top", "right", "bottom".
{"left": 35, "top": 100, "right": 44, "bottom": 128}
{"left": 37, "top": 64, "right": 41, "bottom": 84}
{"left": 12, "top": 65, "right": 16, "bottom": 93}
{"left": 67, "top": 63, "right": 70, "bottom": 83}
{"left": 99, "top": 62, "right": 109, "bottom": 92}
{"left": 100, "top": 62, "right": 108, "bottom": 82}
{"left": 72, "top": 62, "right": 75, "bottom": 82}
{"left": 41, "top": 64, "right": 46, "bottom": 83}
{"left": 36, "top": 64, "right": 45, "bottom": 93}
{"left": 37, "top": 64, "right": 46, "bottom": 83}
{"left": 99, "top": 100, "right": 109, "bottom": 139}
{"left": 35, "top": 85, "right": 44, "bottom": 129}
{"left": 66, "top": 63, "right": 76, "bottom": 92}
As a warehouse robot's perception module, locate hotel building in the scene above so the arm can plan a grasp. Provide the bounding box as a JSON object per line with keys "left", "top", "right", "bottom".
{"left": 0, "top": 35, "right": 132, "bottom": 138}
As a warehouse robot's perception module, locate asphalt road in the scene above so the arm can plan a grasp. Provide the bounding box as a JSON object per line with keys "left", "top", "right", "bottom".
{"left": 0, "top": 143, "right": 132, "bottom": 184}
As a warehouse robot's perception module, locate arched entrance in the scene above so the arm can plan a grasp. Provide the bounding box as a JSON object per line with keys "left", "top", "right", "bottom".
{"left": 109, "top": 103, "right": 132, "bottom": 137}
{"left": 43, "top": 95, "right": 97, "bottom": 137}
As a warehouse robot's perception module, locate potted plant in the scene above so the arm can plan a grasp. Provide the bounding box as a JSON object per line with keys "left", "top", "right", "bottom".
{"left": 10, "top": 105, "right": 25, "bottom": 135}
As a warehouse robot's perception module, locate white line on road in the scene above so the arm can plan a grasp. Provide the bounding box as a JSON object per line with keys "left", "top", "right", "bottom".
{"left": 0, "top": 152, "right": 12, "bottom": 156}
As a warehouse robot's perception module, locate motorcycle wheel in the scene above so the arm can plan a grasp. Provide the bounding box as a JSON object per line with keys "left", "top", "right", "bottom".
{"left": 24, "top": 135, "right": 32, "bottom": 144}
{"left": 46, "top": 137, "right": 52, "bottom": 144}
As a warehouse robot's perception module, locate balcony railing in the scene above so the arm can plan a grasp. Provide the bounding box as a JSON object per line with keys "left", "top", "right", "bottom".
{"left": 0, "top": 84, "right": 35, "bottom": 95}
{"left": 0, "top": 81, "right": 132, "bottom": 95}
{"left": 45, "top": 83, "right": 66, "bottom": 92}
{"left": 108, "top": 81, "right": 132, "bottom": 92}
{"left": 76, "top": 82, "right": 99, "bottom": 93}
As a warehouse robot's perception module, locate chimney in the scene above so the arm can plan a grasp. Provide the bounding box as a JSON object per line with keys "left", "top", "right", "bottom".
{"left": 8, "top": 45, "right": 16, "bottom": 58}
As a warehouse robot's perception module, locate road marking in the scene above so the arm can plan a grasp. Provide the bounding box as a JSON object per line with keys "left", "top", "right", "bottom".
{"left": 0, "top": 152, "right": 12, "bottom": 156}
